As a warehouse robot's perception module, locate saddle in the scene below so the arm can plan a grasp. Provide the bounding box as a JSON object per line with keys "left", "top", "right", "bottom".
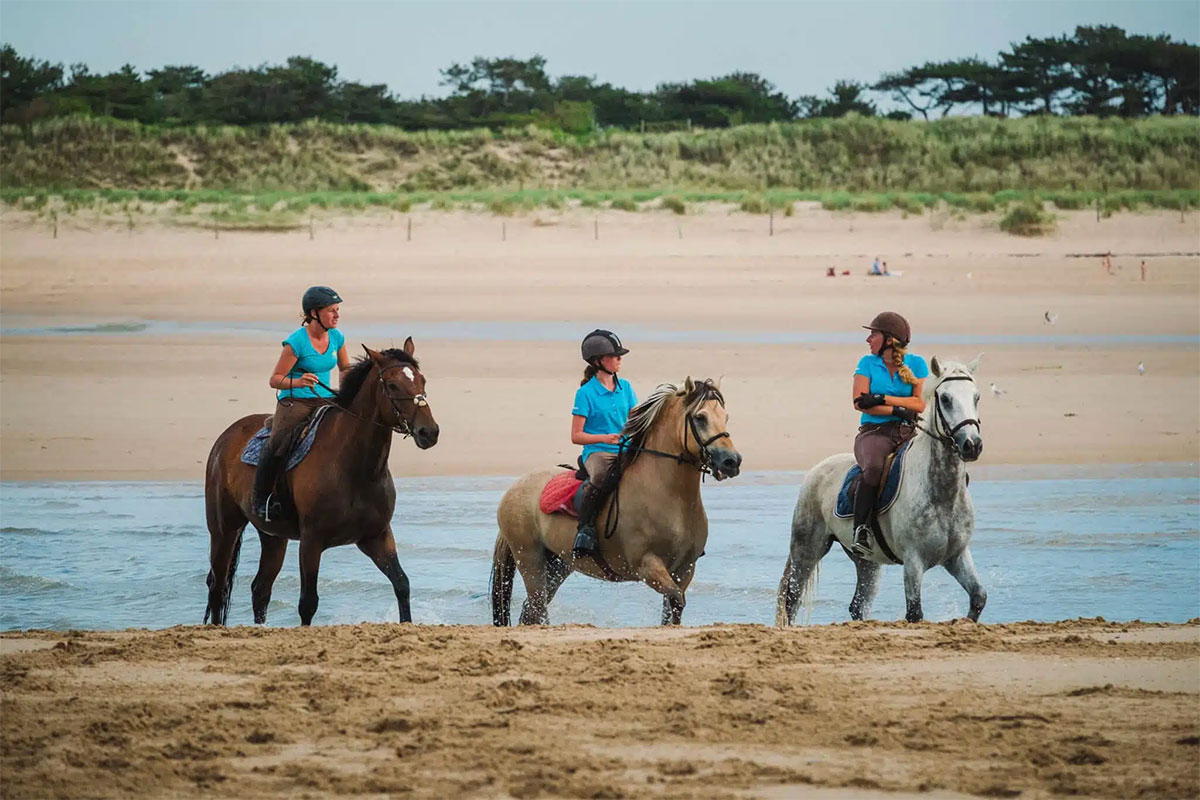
{"left": 539, "top": 469, "right": 584, "bottom": 517}
{"left": 240, "top": 404, "right": 333, "bottom": 471}
{"left": 834, "top": 440, "right": 910, "bottom": 520}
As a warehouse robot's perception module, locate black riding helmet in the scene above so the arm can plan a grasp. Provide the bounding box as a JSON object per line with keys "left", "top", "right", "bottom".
{"left": 581, "top": 329, "right": 629, "bottom": 363}
{"left": 302, "top": 286, "right": 343, "bottom": 315}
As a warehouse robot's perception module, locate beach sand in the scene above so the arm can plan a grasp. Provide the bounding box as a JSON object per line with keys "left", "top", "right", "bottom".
{"left": 1, "top": 206, "right": 1197, "bottom": 479}
{"left": 2, "top": 620, "right": 1198, "bottom": 798}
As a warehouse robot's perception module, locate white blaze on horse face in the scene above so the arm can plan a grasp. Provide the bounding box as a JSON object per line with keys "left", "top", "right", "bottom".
{"left": 402, "top": 367, "right": 414, "bottom": 382}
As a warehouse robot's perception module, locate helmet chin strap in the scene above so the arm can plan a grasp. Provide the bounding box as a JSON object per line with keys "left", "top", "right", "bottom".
{"left": 591, "top": 358, "right": 616, "bottom": 376}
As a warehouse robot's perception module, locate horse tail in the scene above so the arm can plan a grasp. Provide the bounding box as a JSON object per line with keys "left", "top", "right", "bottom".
{"left": 490, "top": 534, "right": 516, "bottom": 627}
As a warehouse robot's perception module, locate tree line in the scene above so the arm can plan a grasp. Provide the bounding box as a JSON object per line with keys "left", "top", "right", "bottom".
{"left": 1, "top": 25, "right": 1195, "bottom": 133}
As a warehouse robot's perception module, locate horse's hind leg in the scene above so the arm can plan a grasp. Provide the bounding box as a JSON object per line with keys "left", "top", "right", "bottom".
{"left": 251, "top": 531, "right": 288, "bottom": 624}
{"left": 205, "top": 501, "right": 247, "bottom": 626}
{"left": 849, "top": 557, "right": 882, "bottom": 621}
{"left": 357, "top": 526, "right": 412, "bottom": 624}
{"left": 944, "top": 548, "right": 987, "bottom": 622}
{"left": 513, "top": 545, "right": 550, "bottom": 625}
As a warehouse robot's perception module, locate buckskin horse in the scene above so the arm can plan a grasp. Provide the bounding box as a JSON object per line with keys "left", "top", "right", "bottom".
{"left": 203, "top": 339, "right": 439, "bottom": 626}
{"left": 492, "top": 378, "right": 742, "bottom": 626}
{"left": 776, "top": 356, "right": 986, "bottom": 625}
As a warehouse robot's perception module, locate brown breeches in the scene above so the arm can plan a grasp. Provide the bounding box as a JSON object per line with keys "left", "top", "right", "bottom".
{"left": 854, "top": 422, "right": 916, "bottom": 487}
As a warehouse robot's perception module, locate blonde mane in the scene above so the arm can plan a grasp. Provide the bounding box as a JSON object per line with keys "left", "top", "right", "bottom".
{"left": 620, "top": 379, "right": 724, "bottom": 465}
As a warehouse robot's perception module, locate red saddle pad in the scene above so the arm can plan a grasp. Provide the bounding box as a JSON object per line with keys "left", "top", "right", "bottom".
{"left": 539, "top": 471, "right": 583, "bottom": 517}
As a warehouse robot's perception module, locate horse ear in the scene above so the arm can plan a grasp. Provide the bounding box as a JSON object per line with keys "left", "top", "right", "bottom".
{"left": 683, "top": 376, "right": 696, "bottom": 395}
{"left": 966, "top": 353, "right": 983, "bottom": 374}
{"left": 403, "top": 336, "right": 415, "bottom": 356}
{"left": 362, "top": 344, "right": 383, "bottom": 365}
{"left": 930, "top": 356, "right": 942, "bottom": 377}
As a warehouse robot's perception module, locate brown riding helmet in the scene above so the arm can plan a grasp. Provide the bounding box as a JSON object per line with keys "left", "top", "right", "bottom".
{"left": 863, "top": 311, "right": 911, "bottom": 346}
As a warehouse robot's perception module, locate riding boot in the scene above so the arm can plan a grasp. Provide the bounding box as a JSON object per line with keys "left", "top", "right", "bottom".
{"left": 251, "top": 448, "right": 287, "bottom": 522}
{"left": 571, "top": 480, "right": 605, "bottom": 559}
{"left": 851, "top": 479, "right": 878, "bottom": 557}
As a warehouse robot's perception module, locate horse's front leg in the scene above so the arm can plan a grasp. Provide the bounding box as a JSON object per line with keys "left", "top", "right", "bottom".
{"left": 638, "top": 554, "right": 686, "bottom": 625}
{"left": 849, "top": 557, "right": 882, "bottom": 621}
{"left": 944, "top": 547, "right": 987, "bottom": 622}
{"left": 297, "top": 536, "right": 326, "bottom": 626}
{"left": 251, "top": 531, "right": 288, "bottom": 624}
{"left": 357, "top": 526, "right": 412, "bottom": 624}
{"left": 902, "top": 559, "right": 926, "bottom": 622}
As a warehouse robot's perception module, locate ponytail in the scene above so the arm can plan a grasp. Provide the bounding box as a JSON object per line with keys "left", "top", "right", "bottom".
{"left": 890, "top": 339, "right": 917, "bottom": 386}
{"left": 580, "top": 364, "right": 598, "bottom": 386}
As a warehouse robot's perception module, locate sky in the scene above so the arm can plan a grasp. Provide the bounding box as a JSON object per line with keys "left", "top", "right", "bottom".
{"left": 1, "top": 0, "right": 1197, "bottom": 101}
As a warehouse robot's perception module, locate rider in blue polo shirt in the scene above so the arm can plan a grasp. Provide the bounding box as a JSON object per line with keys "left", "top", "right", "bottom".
{"left": 252, "top": 286, "right": 351, "bottom": 521}
{"left": 570, "top": 329, "right": 638, "bottom": 560}
{"left": 850, "top": 312, "right": 928, "bottom": 556}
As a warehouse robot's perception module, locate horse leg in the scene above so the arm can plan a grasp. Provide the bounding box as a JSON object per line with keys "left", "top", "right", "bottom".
{"left": 543, "top": 549, "right": 572, "bottom": 608}
{"left": 637, "top": 554, "right": 685, "bottom": 624}
{"left": 513, "top": 545, "right": 550, "bottom": 625}
{"left": 297, "top": 536, "right": 325, "bottom": 626}
{"left": 849, "top": 557, "right": 882, "bottom": 621}
{"left": 903, "top": 559, "right": 926, "bottom": 623}
{"left": 205, "top": 503, "right": 247, "bottom": 627}
{"left": 357, "top": 527, "right": 412, "bottom": 624}
{"left": 944, "top": 548, "right": 987, "bottom": 622}
{"left": 251, "top": 531, "right": 288, "bottom": 624}
{"left": 776, "top": 535, "right": 833, "bottom": 627}
{"left": 660, "top": 563, "right": 695, "bottom": 626}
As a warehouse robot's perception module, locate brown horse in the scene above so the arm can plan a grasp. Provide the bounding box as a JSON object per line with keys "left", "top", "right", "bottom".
{"left": 492, "top": 378, "right": 741, "bottom": 626}
{"left": 203, "top": 339, "right": 439, "bottom": 626}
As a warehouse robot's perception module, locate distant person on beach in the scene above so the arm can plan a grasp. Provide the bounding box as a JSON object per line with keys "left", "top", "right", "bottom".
{"left": 1104, "top": 252, "right": 1114, "bottom": 276}
{"left": 870, "top": 257, "right": 883, "bottom": 276}
{"left": 1140, "top": 260, "right": 1147, "bottom": 281}
{"left": 571, "top": 330, "right": 637, "bottom": 560}
{"left": 850, "top": 312, "right": 927, "bottom": 556}
{"left": 882, "top": 261, "right": 891, "bottom": 276}
{"left": 253, "top": 286, "right": 350, "bottom": 520}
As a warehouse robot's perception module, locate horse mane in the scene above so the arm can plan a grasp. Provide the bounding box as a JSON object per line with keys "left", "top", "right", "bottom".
{"left": 621, "top": 378, "right": 724, "bottom": 465}
{"left": 923, "top": 358, "right": 974, "bottom": 398}
{"left": 334, "top": 348, "right": 419, "bottom": 408}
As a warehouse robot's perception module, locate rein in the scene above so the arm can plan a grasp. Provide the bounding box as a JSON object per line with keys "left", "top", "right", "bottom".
{"left": 917, "top": 374, "right": 982, "bottom": 451}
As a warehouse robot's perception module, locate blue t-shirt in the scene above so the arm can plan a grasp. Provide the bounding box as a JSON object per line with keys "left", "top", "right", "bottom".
{"left": 278, "top": 326, "right": 345, "bottom": 400}
{"left": 855, "top": 353, "right": 929, "bottom": 424}
{"left": 572, "top": 376, "right": 638, "bottom": 462}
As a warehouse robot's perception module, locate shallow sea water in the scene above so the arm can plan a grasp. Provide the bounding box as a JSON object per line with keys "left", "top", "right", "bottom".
{"left": 1, "top": 465, "right": 1196, "bottom": 631}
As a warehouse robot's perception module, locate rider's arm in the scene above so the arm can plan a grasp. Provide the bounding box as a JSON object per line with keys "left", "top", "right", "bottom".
{"left": 884, "top": 378, "right": 926, "bottom": 414}
{"left": 851, "top": 374, "right": 872, "bottom": 410}
{"left": 571, "top": 415, "right": 620, "bottom": 446}
{"left": 336, "top": 344, "right": 351, "bottom": 385}
{"left": 268, "top": 345, "right": 315, "bottom": 390}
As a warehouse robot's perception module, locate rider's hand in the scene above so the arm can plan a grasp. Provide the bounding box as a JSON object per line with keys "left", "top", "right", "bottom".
{"left": 299, "top": 373, "right": 319, "bottom": 388}
{"left": 855, "top": 393, "right": 885, "bottom": 409}
{"left": 893, "top": 406, "right": 918, "bottom": 423}
{"left": 602, "top": 433, "right": 622, "bottom": 445}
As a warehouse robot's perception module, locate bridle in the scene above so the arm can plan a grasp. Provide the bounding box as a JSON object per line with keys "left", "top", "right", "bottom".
{"left": 919, "top": 374, "right": 981, "bottom": 450}
{"left": 376, "top": 364, "right": 428, "bottom": 438}
{"left": 621, "top": 389, "right": 731, "bottom": 478}
{"left": 313, "top": 362, "right": 428, "bottom": 438}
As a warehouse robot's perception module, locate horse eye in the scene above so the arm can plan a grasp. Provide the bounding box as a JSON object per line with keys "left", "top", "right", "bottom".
{"left": 696, "top": 413, "right": 708, "bottom": 423}
{"left": 940, "top": 395, "right": 952, "bottom": 406}
{"left": 974, "top": 393, "right": 980, "bottom": 403}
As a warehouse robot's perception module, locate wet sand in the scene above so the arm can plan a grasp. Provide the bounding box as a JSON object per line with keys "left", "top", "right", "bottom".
{"left": 1, "top": 206, "right": 1197, "bottom": 479}
{"left": 2, "top": 620, "right": 1197, "bottom": 798}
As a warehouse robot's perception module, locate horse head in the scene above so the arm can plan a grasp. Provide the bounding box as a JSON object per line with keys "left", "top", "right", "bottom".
{"left": 364, "top": 339, "right": 439, "bottom": 450}
{"left": 676, "top": 376, "right": 742, "bottom": 479}
{"left": 926, "top": 355, "right": 983, "bottom": 462}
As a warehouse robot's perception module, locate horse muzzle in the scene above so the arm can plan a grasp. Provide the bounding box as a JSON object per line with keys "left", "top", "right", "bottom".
{"left": 709, "top": 447, "right": 743, "bottom": 480}
{"left": 957, "top": 433, "right": 983, "bottom": 462}
{"left": 414, "top": 424, "right": 440, "bottom": 450}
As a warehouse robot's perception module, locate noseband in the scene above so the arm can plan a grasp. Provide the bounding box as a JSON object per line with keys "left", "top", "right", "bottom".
{"left": 920, "top": 374, "right": 981, "bottom": 449}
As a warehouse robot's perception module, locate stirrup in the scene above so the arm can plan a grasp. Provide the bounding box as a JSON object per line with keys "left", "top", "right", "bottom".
{"left": 256, "top": 492, "right": 283, "bottom": 523}
{"left": 851, "top": 525, "right": 874, "bottom": 557}
{"left": 572, "top": 525, "right": 598, "bottom": 559}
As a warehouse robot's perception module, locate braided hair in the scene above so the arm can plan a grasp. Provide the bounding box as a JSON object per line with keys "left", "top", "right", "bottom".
{"left": 889, "top": 338, "right": 917, "bottom": 386}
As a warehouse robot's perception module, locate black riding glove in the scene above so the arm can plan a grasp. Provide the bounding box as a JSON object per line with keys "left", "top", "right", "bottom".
{"left": 893, "top": 406, "right": 918, "bottom": 423}
{"left": 855, "top": 393, "right": 886, "bottom": 409}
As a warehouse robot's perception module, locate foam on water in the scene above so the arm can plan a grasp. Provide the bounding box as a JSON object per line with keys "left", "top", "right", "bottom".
{"left": 0, "top": 467, "right": 1196, "bottom": 631}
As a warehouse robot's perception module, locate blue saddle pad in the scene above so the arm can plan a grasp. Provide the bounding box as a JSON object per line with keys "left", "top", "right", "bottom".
{"left": 240, "top": 405, "right": 333, "bottom": 471}
{"left": 834, "top": 440, "right": 910, "bottom": 519}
